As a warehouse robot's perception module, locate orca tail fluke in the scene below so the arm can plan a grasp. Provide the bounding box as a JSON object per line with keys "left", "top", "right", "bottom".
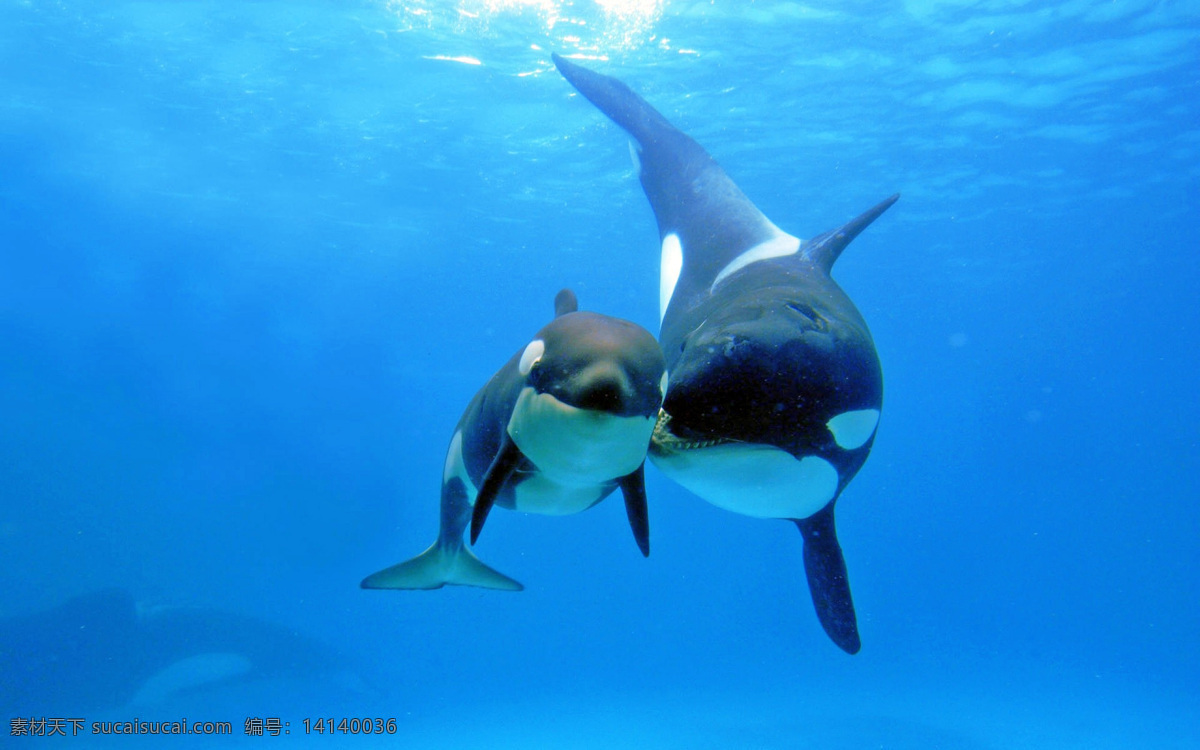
{"left": 360, "top": 543, "right": 523, "bottom": 592}
{"left": 794, "top": 506, "right": 861, "bottom": 654}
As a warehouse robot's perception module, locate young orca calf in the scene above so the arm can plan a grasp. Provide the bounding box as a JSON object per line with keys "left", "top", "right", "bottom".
{"left": 553, "top": 54, "right": 897, "bottom": 654}
{"left": 361, "top": 289, "right": 666, "bottom": 592}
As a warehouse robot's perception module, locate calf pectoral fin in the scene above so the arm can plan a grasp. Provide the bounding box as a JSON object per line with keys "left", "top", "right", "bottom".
{"left": 617, "top": 463, "right": 651, "bottom": 557}
{"left": 470, "top": 434, "right": 524, "bottom": 545}
{"left": 794, "top": 504, "right": 861, "bottom": 654}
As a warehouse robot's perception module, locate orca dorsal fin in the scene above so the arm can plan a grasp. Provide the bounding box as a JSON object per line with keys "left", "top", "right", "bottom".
{"left": 802, "top": 194, "right": 899, "bottom": 274}
{"left": 554, "top": 288, "right": 579, "bottom": 317}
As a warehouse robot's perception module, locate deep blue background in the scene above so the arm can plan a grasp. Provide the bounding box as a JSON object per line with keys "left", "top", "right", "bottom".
{"left": 2, "top": 1, "right": 1197, "bottom": 746}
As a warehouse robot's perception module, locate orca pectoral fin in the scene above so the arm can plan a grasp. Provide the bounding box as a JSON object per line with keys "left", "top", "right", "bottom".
{"left": 617, "top": 463, "right": 651, "bottom": 557}
{"left": 470, "top": 434, "right": 524, "bottom": 545}
{"left": 794, "top": 505, "right": 860, "bottom": 654}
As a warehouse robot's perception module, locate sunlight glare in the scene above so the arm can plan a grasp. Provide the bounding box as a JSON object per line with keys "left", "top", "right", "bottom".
{"left": 386, "top": 0, "right": 663, "bottom": 54}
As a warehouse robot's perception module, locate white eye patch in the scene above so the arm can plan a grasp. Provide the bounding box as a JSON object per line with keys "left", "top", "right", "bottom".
{"left": 519, "top": 339, "right": 545, "bottom": 376}
{"left": 826, "top": 409, "right": 880, "bottom": 450}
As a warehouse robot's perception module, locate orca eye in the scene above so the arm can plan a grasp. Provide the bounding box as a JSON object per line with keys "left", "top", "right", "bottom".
{"left": 786, "top": 302, "right": 815, "bottom": 320}
{"left": 786, "top": 302, "right": 828, "bottom": 331}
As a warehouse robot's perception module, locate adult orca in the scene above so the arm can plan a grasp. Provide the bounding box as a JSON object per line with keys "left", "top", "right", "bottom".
{"left": 553, "top": 54, "right": 896, "bottom": 654}
{"left": 0, "top": 589, "right": 362, "bottom": 715}
{"left": 361, "top": 289, "right": 666, "bottom": 592}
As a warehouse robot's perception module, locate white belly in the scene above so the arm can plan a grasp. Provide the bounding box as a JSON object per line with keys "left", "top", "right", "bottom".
{"left": 650, "top": 442, "right": 838, "bottom": 520}
{"left": 511, "top": 473, "right": 608, "bottom": 515}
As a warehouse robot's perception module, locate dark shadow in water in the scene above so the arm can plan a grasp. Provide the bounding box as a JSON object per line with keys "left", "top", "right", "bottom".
{"left": 1, "top": 588, "right": 374, "bottom": 716}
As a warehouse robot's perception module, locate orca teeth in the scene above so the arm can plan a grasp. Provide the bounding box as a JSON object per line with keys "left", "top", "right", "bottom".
{"left": 651, "top": 409, "right": 732, "bottom": 453}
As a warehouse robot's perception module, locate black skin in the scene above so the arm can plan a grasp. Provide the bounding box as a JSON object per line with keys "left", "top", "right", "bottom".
{"left": 457, "top": 290, "right": 665, "bottom": 556}
{"left": 654, "top": 258, "right": 880, "bottom": 656}
{"left": 660, "top": 258, "right": 882, "bottom": 486}
{"left": 553, "top": 53, "right": 896, "bottom": 654}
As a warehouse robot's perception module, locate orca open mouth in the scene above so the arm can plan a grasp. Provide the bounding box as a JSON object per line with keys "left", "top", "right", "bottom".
{"left": 650, "top": 409, "right": 735, "bottom": 455}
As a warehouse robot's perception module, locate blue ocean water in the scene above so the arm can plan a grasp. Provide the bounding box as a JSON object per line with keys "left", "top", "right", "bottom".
{"left": 2, "top": 0, "right": 1197, "bottom": 746}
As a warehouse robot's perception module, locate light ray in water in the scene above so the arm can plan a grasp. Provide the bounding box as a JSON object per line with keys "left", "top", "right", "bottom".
{"left": 422, "top": 55, "right": 484, "bottom": 65}
{"left": 385, "top": 0, "right": 663, "bottom": 54}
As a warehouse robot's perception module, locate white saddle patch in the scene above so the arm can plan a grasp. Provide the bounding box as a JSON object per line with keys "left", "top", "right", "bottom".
{"left": 650, "top": 443, "right": 838, "bottom": 520}
{"left": 826, "top": 409, "right": 880, "bottom": 450}
{"left": 711, "top": 233, "right": 801, "bottom": 291}
{"left": 660, "top": 233, "right": 684, "bottom": 322}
